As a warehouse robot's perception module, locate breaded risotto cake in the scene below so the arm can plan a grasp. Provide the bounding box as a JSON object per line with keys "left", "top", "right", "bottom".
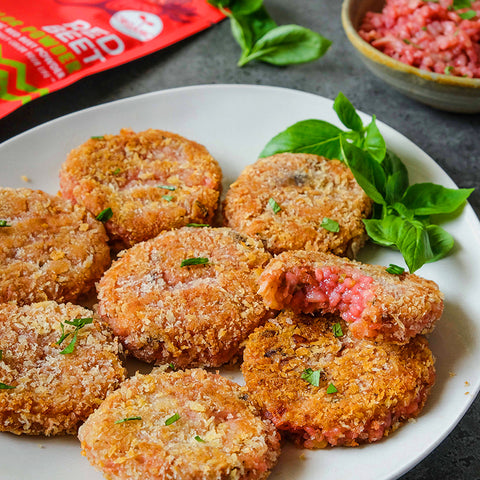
{"left": 59, "top": 128, "right": 222, "bottom": 248}
{"left": 0, "top": 301, "right": 126, "bottom": 436}
{"left": 97, "top": 227, "right": 272, "bottom": 367}
{"left": 0, "top": 188, "right": 110, "bottom": 305}
{"left": 258, "top": 250, "right": 444, "bottom": 344}
{"left": 78, "top": 368, "right": 281, "bottom": 480}
{"left": 223, "top": 153, "right": 372, "bottom": 256}
{"left": 242, "top": 311, "right": 436, "bottom": 448}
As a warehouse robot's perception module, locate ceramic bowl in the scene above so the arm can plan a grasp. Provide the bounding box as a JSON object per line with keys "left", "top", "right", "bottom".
{"left": 341, "top": 0, "right": 480, "bottom": 113}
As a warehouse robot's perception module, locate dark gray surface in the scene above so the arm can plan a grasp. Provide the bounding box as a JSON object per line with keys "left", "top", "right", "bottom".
{"left": 0, "top": 1, "right": 479, "bottom": 479}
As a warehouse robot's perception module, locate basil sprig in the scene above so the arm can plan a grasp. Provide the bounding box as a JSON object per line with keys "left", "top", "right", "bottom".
{"left": 207, "top": 0, "right": 331, "bottom": 67}
{"left": 260, "top": 92, "right": 473, "bottom": 273}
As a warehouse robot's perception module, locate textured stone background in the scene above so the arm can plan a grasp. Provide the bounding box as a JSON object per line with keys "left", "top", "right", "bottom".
{"left": 0, "top": 1, "right": 479, "bottom": 479}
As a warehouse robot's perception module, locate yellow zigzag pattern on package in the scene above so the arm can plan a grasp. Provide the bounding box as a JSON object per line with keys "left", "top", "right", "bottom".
{"left": 0, "top": 46, "right": 49, "bottom": 104}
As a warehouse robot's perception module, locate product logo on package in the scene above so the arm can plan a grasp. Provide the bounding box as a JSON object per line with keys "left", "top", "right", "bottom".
{"left": 110, "top": 10, "right": 163, "bottom": 42}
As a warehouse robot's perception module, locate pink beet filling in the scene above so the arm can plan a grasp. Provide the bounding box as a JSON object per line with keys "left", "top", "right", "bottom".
{"left": 283, "top": 266, "right": 375, "bottom": 324}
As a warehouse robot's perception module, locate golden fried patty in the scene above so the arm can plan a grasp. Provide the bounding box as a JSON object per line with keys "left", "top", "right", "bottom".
{"left": 0, "top": 302, "right": 126, "bottom": 436}
{"left": 223, "top": 153, "right": 372, "bottom": 256}
{"left": 0, "top": 188, "right": 110, "bottom": 305}
{"left": 59, "top": 128, "right": 222, "bottom": 248}
{"left": 258, "top": 250, "right": 444, "bottom": 344}
{"left": 97, "top": 227, "right": 272, "bottom": 367}
{"left": 242, "top": 311, "right": 436, "bottom": 448}
{"left": 78, "top": 368, "right": 281, "bottom": 480}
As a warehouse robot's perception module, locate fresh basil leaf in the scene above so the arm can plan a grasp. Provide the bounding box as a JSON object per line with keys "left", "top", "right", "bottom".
{"left": 425, "top": 224, "right": 454, "bottom": 263}
{"left": 321, "top": 217, "right": 339, "bottom": 232}
{"left": 333, "top": 92, "right": 363, "bottom": 132}
{"left": 383, "top": 150, "right": 409, "bottom": 204}
{"left": 230, "top": 0, "right": 264, "bottom": 15}
{"left": 364, "top": 116, "right": 386, "bottom": 162}
{"left": 301, "top": 368, "right": 322, "bottom": 387}
{"left": 391, "top": 202, "right": 415, "bottom": 219}
{"left": 401, "top": 183, "right": 473, "bottom": 215}
{"left": 453, "top": 0, "right": 473, "bottom": 9}
{"left": 60, "top": 330, "right": 78, "bottom": 355}
{"left": 341, "top": 140, "right": 386, "bottom": 205}
{"left": 180, "top": 257, "right": 209, "bottom": 267}
{"left": 326, "top": 383, "right": 338, "bottom": 394}
{"left": 260, "top": 119, "right": 344, "bottom": 159}
{"left": 238, "top": 25, "right": 331, "bottom": 66}
{"left": 232, "top": 6, "right": 277, "bottom": 54}
{"left": 385, "top": 264, "right": 405, "bottom": 275}
{"left": 0, "top": 383, "right": 15, "bottom": 389}
{"left": 363, "top": 216, "right": 402, "bottom": 247}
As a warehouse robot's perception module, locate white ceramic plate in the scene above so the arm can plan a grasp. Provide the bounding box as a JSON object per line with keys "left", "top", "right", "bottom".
{"left": 0, "top": 85, "right": 479, "bottom": 480}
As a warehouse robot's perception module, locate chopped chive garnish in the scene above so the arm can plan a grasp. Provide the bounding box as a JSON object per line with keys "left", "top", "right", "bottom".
{"left": 402, "top": 38, "right": 411, "bottom": 44}
{"left": 444, "top": 66, "right": 454, "bottom": 75}
{"left": 57, "top": 317, "right": 93, "bottom": 355}
{"left": 301, "top": 368, "right": 322, "bottom": 387}
{"left": 0, "top": 220, "right": 11, "bottom": 227}
{"left": 0, "top": 382, "right": 15, "bottom": 389}
{"left": 168, "top": 363, "right": 176, "bottom": 370}
{"left": 112, "top": 168, "right": 121, "bottom": 175}
{"left": 165, "top": 413, "right": 180, "bottom": 426}
{"left": 459, "top": 9, "right": 476, "bottom": 19}
{"left": 180, "top": 257, "right": 209, "bottom": 267}
{"left": 96, "top": 207, "right": 113, "bottom": 222}
{"left": 162, "top": 195, "right": 174, "bottom": 202}
{"left": 321, "top": 217, "right": 340, "bottom": 232}
{"left": 115, "top": 416, "right": 142, "bottom": 424}
{"left": 91, "top": 136, "right": 104, "bottom": 140}
{"left": 268, "top": 197, "right": 282, "bottom": 214}
{"left": 386, "top": 264, "right": 405, "bottom": 275}
{"left": 332, "top": 322, "right": 343, "bottom": 338}
{"left": 326, "top": 383, "right": 338, "bottom": 394}
{"left": 186, "top": 223, "right": 209, "bottom": 228}
{"left": 158, "top": 185, "right": 176, "bottom": 191}
{"left": 194, "top": 435, "right": 205, "bottom": 442}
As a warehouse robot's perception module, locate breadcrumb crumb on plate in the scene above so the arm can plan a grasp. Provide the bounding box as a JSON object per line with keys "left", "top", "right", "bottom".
{"left": 78, "top": 368, "right": 281, "bottom": 480}
{"left": 0, "top": 301, "right": 126, "bottom": 436}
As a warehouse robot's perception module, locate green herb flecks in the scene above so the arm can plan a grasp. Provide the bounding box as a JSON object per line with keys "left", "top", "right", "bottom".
{"left": 458, "top": 9, "right": 476, "bottom": 19}
{"left": 207, "top": 0, "right": 331, "bottom": 67}
{"left": 0, "top": 220, "right": 11, "bottom": 227}
{"left": 194, "top": 435, "right": 206, "bottom": 442}
{"left": 0, "top": 382, "right": 15, "bottom": 389}
{"left": 321, "top": 217, "right": 339, "bottom": 232}
{"left": 453, "top": 0, "right": 473, "bottom": 10}
{"left": 326, "top": 383, "right": 338, "bottom": 394}
{"left": 112, "top": 168, "right": 121, "bottom": 175}
{"left": 96, "top": 207, "right": 113, "bottom": 222}
{"left": 301, "top": 368, "right": 322, "bottom": 387}
{"left": 186, "top": 223, "right": 210, "bottom": 228}
{"left": 0, "top": 350, "right": 2, "bottom": 360}
{"left": 444, "top": 65, "right": 454, "bottom": 75}
{"left": 180, "top": 257, "right": 209, "bottom": 267}
{"left": 158, "top": 185, "right": 176, "bottom": 191}
{"left": 115, "top": 416, "right": 142, "bottom": 424}
{"left": 168, "top": 363, "right": 176, "bottom": 371}
{"left": 268, "top": 198, "right": 282, "bottom": 214}
{"left": 162, "top": 195, "right": 174, "bottom": 202}
{"left": 165, "top": 413, "right": 180, "bottom": 426}
{"left": 260, "top": 92, "right": 473, "bottom": 273}
{"left": 332, "top": 322, "right": 343, "bottom": 338}
{"left": 386, "top": 264, "right": 405, "bottom": 275}
{"left": 91, "top": 136, "right": 105, "bottom": 140}
{"left": 56, "top": 317, "right": 93, "bottom": 355}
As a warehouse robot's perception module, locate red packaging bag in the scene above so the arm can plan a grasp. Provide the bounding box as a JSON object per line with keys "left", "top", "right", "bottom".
{"left": 0, "top": 0, "right": 225, "bottom": 118}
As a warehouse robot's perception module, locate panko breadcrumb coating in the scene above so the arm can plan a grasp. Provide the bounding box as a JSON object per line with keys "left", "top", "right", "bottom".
{"left": 59, "top": 128, "right": 222, "bottom": 248}
{"left": 97, "top": 227, "right": 272, "bottom": 367}
{"left": 78, "top": 368, "right": 281, "bottom": 480}
{"left": 258, "top": 250, "right": 444, "bottom": 344}
{"left": 0, "top": 188, "right": 110, "bottom": 305}
{"left": 0, "top": 301, "right": 126, "bottom": 436}
{"left": 242, "top": 311, "right": 436, "bottom": 448}
{"left": 223, "top": 153, "right": 372, "bottom": 257}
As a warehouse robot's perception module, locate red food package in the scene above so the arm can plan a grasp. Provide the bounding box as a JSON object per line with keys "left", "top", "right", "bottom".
{"left": 0, "top": 0, "right": 224, "bottom": 118}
